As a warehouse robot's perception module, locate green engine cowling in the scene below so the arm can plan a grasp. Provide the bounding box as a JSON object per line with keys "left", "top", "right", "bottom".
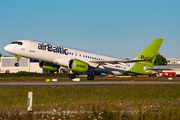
{"left": 39, "top": 61, "right": 59, "bottom": 71}
{"left": 69, "top": 59, "right": 89, "bottom": 73}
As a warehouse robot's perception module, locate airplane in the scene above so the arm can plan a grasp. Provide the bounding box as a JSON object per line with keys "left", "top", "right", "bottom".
{"left": 4, "top": 38, "right": 163, "bottom": 80}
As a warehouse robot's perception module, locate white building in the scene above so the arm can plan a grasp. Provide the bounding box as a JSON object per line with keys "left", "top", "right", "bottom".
{"left": 162, "top": 58, "right": 180, "bottom": 75}
{"left": 167, "top": 58, "right": 180, "bottom": 66}
{"left": 0, "top": 57, "right": 42, "bottom": 73}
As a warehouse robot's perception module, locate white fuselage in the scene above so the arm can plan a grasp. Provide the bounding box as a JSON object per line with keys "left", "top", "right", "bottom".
{"left": 4, "top": 40, "right": 134, "bottom": 75}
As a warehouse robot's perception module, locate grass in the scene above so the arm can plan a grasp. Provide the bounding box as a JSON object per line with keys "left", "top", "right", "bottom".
{"left": 1, "top": 85, "right": 180, "bottom": 119}
{"left": 0, "top": 85, "right": 180, "bottom": 106}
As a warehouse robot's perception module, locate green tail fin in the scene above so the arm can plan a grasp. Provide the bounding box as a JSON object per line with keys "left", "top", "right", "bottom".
{"left": 136, "top": 38, "right": 163, "bottom": 66}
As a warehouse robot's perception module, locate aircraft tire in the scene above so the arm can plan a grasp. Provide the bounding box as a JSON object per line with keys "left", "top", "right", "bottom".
{"left": 69, "top": 74, "right": 76, "bottom": 79}
{"left": 15, "top": 63, "right": 19, "bottom": 67}
{"left": 87, "top": 75, "right": 94, "bottom": 80}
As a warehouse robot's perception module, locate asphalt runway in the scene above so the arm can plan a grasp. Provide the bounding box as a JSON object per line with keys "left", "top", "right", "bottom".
{"left": 1, "top": 81, "right": 180, "bottom": 86}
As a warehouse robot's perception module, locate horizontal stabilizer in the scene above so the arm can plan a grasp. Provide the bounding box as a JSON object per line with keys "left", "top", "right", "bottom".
{"left": 147, "top": 68, "right": 173, "bottom": 70}
{"left": 148, "top": 66, "right": 180, "bottom": 70}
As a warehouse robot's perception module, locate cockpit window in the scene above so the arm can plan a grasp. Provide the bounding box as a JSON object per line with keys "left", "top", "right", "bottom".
{"left": 11, "top": 41, "right": 18, "bottom": 44}
{"left": 17, "top": 42, "right": 23, "bottom": 45}
{"left": 10, "top": 41, "right": 23, "bottom": 45}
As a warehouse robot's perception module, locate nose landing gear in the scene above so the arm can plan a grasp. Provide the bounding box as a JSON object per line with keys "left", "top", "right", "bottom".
{"left": 14, "top": 55, "right": 21, "bottom": 67}
{"left": 15, "top": 62, "right": 19, "bottom": 67}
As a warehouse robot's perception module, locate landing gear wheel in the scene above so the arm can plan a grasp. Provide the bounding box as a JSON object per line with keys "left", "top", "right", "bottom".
{"left": 69, "top": 74, "right": 76, "bottom": 79}
{"left": 14, "top": 63, "right": 19, "bottom": 67}
{"left": 87, "top": 75, "right": 94, "bottom": 80}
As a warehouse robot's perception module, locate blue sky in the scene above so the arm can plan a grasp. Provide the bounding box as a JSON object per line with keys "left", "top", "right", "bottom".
{"left": 0, "top": 0, "right": 180, "bottom": 59}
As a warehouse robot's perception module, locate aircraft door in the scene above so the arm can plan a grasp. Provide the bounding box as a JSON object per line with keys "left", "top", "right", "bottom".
{"left": 30, "top": 41, "right": 35, "bottom": 52}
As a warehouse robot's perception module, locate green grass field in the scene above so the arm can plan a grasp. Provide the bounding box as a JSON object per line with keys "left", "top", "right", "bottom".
{"left": 1, "top": 85, "right": 180, "bottom": 119}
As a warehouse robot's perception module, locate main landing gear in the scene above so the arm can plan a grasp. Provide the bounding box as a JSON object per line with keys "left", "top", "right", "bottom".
{"left": 69, "top": 73, "right": 95, "bottom": 80}
{"left": 87, "top": 75, "right": 94, "bottom": 80}
{"left": 69, "top": 71, "right": 94, "bottom": 80}
{"left": 69, "top": 74, "right": 76, "bottom": 79}
{"left": 87, "top": 72, "right": 94, "bottom": 80}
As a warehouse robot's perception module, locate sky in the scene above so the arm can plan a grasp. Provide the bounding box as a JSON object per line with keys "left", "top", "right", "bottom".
{"left": 0, "top": 0, "right": 180, "bottom": 59}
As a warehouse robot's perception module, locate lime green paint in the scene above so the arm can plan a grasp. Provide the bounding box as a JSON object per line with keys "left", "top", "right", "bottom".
{"left": 17, "top": 55, "right": 22, "bottom": 59}
{"left": 71, "top": 59, "right": 89, "bottom": 73}
{"left": 43, "top": 62, "right": 59, "bottom": 71}
{"left": 137, "top": 38, "right": 163, "bottom": 66}
{"left": 122, "top": 38, "right": 163, "bottom": 76}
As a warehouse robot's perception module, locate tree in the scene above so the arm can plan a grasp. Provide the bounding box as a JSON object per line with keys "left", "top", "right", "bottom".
{"left": 0, "top": 53, "right": 1, "bottom": 57}
{"left": 153, "top": 55, "right": 167, "bottom": 65}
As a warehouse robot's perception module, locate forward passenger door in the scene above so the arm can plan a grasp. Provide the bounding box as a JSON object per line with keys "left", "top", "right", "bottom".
{"left": 30, "top": 41, "right": 35, "bottom": 52}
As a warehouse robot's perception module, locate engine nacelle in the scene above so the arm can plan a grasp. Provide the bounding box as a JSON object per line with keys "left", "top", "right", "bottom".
{"left": 39, "top": 61, "right": 59, "bottom": 71}
{"left": 69, "top": 59, "right": 89, "bottom": 73}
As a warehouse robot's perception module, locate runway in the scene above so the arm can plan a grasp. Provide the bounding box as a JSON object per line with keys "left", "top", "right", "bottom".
{"left": 1, "top": 81, "right": 180, "bottom": 86}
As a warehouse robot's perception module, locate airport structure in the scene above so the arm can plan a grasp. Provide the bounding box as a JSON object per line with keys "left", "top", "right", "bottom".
{"left": 0, "top": 57, "right": 180, "bottom": 75}
{"left": 167, "top": 58, "right": 180, "bottom": 66}
{"left": 164, "top": 58, "right": 180, "bottom": 75}
{"left": 0, "top": 57, "right": 42, "bottom": 73}
{"left": 0, "top": 57, "right": 68, "bottom": 73}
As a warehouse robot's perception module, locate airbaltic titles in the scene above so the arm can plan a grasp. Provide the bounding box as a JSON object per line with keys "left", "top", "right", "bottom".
{"left": 38, "top": 43, "right": 68, "bottom": 55}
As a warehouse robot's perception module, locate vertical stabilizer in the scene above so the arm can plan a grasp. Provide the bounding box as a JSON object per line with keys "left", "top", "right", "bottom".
{"left": 125, "top": 38, "right": 163, "bottom": 75}
{"left": 136, "top": 38, "right": 163, "bottom": 66}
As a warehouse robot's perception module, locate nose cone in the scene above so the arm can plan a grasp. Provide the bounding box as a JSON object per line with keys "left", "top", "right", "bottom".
{"left": 4, "top": 45, "right": 13, "bottom": 53}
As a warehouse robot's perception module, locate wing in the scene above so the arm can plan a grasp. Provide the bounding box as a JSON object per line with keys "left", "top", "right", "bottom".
{"left": 89, "top": 59, "right": 147, "bottom": 64}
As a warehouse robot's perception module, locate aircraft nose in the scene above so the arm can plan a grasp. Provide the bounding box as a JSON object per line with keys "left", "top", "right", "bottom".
{"left": 4, "top": 45, "right": 12, "bottom": 53}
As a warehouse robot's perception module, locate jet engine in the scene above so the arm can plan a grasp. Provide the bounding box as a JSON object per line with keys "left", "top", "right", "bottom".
{"left": 39, "top": 61, "right": 59, "bottom": 71}
{"left": 69, "top": 59, "right": 89, "bottom": 73}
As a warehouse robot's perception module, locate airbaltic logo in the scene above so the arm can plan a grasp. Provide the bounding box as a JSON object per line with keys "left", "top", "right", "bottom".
{"left": 38, "top": 43, "right": 68, "bottom": 55}
{"left": 76, "top": 64, "right": 85, "bottom": 68}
